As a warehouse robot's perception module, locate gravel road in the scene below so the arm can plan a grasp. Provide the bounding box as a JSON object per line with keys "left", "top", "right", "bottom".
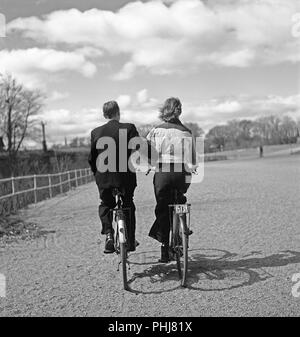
{"left": 1, "top": 155, "right": 300, "bottom": 317}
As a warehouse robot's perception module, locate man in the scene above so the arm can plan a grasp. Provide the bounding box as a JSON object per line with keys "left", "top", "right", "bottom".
{"left": 146, "top": 97, "right": 197, "bottom": 262}
{"left": 88, "top": 101, "right": 139, "bottom": 254}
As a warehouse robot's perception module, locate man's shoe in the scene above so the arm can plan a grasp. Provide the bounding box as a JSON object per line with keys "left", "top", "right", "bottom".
{"left": 104, "top": 233, "right": 115, "bottom": 254}
{"left": 158, "top": 244, "right": 170, "bottom": 263}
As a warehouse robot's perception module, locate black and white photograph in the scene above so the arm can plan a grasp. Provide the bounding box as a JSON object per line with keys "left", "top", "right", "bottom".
{"left": 0, "top": 0, "right": 300, "bottom": 322}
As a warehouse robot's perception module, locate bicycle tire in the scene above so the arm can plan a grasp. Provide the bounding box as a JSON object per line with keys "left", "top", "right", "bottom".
{"left": 172, "top": 212, "right": 182, "bottom": 280}
{"left": 179, "top": 216, "right": 189, "bottom": 287}
{"left": 120, "top": 242, "right": 128, "bottom": 290}
{"left": 116, "top": 215, "right": 128, "bottom": 291}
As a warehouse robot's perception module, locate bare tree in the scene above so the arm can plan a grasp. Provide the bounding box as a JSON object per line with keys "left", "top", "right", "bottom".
{"left": 279, "top": 116, "right": 299, "bottom": 143}
{"left": 183, "top": 122, "right": 204, "bottom": 137}
{"left": 0, "top": 74, "right": 44, "bottom": 173}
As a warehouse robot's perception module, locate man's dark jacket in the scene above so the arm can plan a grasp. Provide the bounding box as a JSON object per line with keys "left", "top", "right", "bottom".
{"left": 88, "top": 119, "right": 139, "bottom": 190}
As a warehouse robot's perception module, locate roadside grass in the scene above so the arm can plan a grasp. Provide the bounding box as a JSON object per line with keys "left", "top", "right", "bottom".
{"left": 0, "top": 215, "right": 55, "bottom": 244}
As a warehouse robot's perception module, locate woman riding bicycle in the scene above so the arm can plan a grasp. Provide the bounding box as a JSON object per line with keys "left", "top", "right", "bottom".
{"left": 146, "top": 97, "right": 197, "bottom": 262}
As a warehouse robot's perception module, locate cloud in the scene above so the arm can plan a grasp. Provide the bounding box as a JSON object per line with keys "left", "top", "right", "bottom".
{"left": 214, "top": 100, "right": 242, "bottom": 114}
{"left": 37, "top": 108, "right": 103, "bottom": 143}
{"left": 74, "top": 46, "right": 103, "bottom": 59}
{"left": 7, "top": 0, "right": 300, "bottom": 79}
{"left": 118, "top": 89, "right": 160, "bottom": 123}
{"left": 38, "top": 89, "right": 160, "bottom": 143}
{"left": 47, "top": 90, "right": 70, "bottom": 101}
{"left": 117, "top": 94, "right": 132, "bottom": 109}
{"left": 183, "top": 94, "right": 300, "bottom": 130}
{"left": 136, "top": 89, "right": 148, "bottom": 104}
{"left": 111, "top": 62, "right": 137, "bottom": 81}
{"left": 0, "top": 48, "right": 97, "bottom": 88}
{"left": 38, "top": 89, "right": 300, "bottom": 144}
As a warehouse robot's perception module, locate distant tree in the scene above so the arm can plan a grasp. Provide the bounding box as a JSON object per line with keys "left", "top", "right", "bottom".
{"left": 205, "top": 114, "right": 299, "bottom": 151}
{"left": 279, "top": 116, "right": 298, "bottom": 143}
{"left": 69, "top": 137, "right": 79, "bottom": 148}
{"left": 183, "top": 122, "right": 204, "bottom": 137}
{"left": 206, "top": 125, "right": 231, "bottom": 151}
{"left": 78, "top": 137, "right": 89, "bottom": 147}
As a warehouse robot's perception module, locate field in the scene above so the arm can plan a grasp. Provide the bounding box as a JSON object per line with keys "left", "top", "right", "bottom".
{"left": 208, "top": 143, "right": 300, "bottom": 160}
{"left": 0, "top": 153, "right": 299, "bottom": 316}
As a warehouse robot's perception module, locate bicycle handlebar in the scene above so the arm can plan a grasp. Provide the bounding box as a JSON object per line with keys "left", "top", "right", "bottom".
{"left": 145, "top": 165, "right": 199, "bottom": 176}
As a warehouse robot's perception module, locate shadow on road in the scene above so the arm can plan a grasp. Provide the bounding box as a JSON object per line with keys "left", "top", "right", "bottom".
{"left": 127, "top": 249, "right": 300, "bottom": 294}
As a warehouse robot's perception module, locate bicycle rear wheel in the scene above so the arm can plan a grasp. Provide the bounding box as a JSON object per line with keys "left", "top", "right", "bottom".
{"left": 179, "top": 216, "right": 189, "bottom": 287}
{"left": 172, "top": 212, "right": 182, "bottom": 280}
{"left": 173, "top": 214, "right": 188, "bottom": 287}
{"left": 116, "top": 216, "right": 128, "bottom": 291}
{"left": 120, "top": 242, "right": 128, "bottom": 290}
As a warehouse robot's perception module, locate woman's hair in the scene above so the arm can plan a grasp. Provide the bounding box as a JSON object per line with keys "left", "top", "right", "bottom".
{"left": 159, "top": 97, "right": 182, "bottom": 122}
{"left": 103, "top": 100, "right": 120, "bottom": 119}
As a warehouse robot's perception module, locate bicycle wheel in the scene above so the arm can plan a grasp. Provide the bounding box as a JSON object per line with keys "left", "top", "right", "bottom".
{"left": 172, "top": 212, "right": 182, "bottom": 280}
{"left": 179, "top": 216, "right": 189, "bottom": 287}
{"left": 117, "top": 218, "right": 128, "bottom": 290}
{"left": 120, "top": 242, "right": 128, "bottom": 290}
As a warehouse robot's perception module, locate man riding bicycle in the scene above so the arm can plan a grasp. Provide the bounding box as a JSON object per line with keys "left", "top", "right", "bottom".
{"left": 146, "top": 97, "right": 197, "bottom": 262}
{"left": 88, "top": 101, "right": 140, "bottom": 254}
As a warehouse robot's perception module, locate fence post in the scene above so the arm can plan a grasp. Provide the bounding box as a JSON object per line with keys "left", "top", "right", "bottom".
{"left": 11, "top": 177, "right": 15, "bottom": 195}
{"left": 33, "top": 175, "right": 37, "bottom": 203}
{"left": 68, "top": 171, "right": 71, "bottom": 191}
{"left": 59, "top": 173, "right": 63, "bottom": 194}
{"left": 75, "top": 170, "right": 78, "bottom": 188}
{"left": 48, "top": 174, "right": 52, "bottom": 198}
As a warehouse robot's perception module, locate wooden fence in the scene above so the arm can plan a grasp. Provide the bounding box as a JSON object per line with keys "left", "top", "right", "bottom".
{"left": 0, "top": 168, "right": 93, "bottom": 216}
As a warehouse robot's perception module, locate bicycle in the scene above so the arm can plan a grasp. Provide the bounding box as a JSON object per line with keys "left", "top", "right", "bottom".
{"left": 146, "top": 166, "right": 194, "bottom": 287}
{"left": 169, "top": 189, "right": 193, "bottom": 287}
{"left": 111, "top": 188, "right": 131, "bottom": 291}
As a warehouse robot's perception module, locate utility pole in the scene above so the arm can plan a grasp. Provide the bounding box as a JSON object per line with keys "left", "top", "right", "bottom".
{"left": 41, "top": 121, "right": 48, "bottom": 152}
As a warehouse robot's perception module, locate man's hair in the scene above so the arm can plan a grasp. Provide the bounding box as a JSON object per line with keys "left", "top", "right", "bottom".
{"left": 159, "top": 97, "right": 182, "bottom": 122}
{"left": 103, "top": 100, "right": 120, "bottom": 119}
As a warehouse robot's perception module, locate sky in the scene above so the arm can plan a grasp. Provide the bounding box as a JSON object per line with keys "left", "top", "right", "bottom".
{"left": 0, "top": 0, "right": 299, "bottom": 145}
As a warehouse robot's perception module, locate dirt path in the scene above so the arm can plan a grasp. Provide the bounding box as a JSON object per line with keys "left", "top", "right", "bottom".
{"left": 1, "top": 155, "right": 300, "bottom": 316}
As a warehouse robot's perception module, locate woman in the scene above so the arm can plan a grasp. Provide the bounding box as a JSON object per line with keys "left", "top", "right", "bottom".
{"left": 146, "top": 97, "right": 196, "bottom": 262}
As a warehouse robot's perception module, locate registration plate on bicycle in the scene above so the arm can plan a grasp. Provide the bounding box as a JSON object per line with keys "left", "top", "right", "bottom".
{"left": 175, "top": 204, "right": 189, "bottom": 214}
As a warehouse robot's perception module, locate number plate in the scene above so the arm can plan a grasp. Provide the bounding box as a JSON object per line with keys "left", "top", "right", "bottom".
{"left": 175, "top": 204, "right": 189, "bottom": 214}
